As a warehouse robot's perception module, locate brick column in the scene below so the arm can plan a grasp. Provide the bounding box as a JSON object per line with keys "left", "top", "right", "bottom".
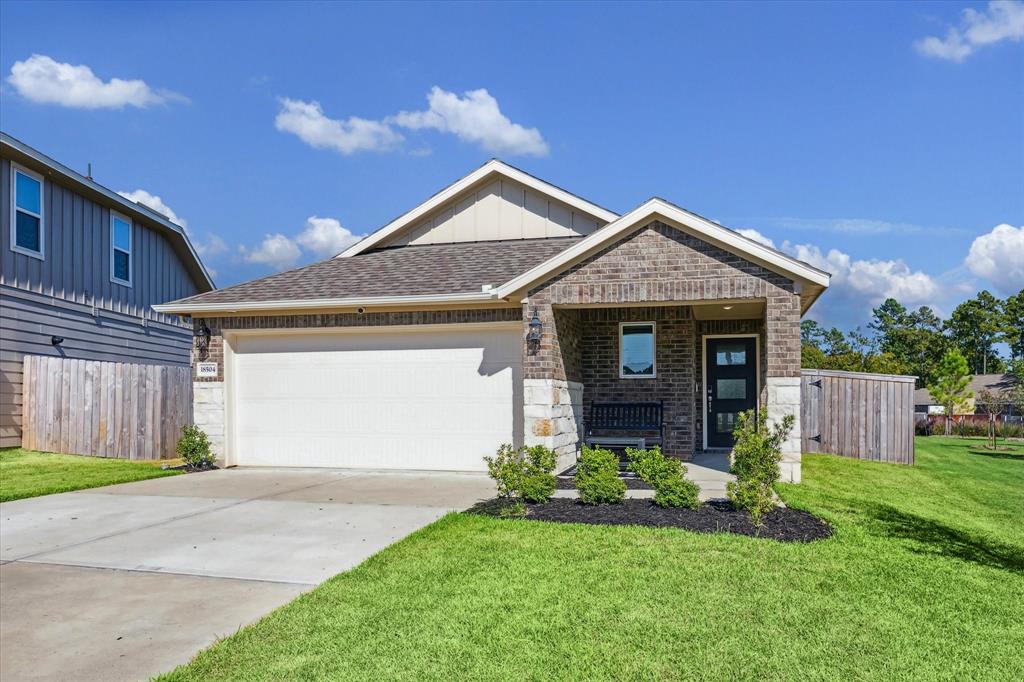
{"left": 522, "top": 297, "right": 583, "bottom": 472}
{"left": 764, "top": 291, "right": 802, "bottom": 482}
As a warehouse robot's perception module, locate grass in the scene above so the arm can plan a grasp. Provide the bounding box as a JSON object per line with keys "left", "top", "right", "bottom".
{"left": 0, "top": 448, "right": 181, "bottom": 502}
{"left": 160, "top": 437, "right": 1024, "bottom": 681}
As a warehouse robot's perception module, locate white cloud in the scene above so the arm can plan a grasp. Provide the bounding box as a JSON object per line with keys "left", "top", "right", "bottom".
{"left": 274, "top": 98, "right": 403, "bottom": 155}
{"left": 965, "top": 223, "right": 1024, "bottom": 293}
{"left": 391, "top": 87, "right": 549, "bottom": 157}
{"left": 117, "top": 189, "right": 187, "bottom": 228}
{"left": 240, "top": 234, "right": 302, "bottom": 271}
{"left": 296, "top": 216, "right": 361, "bottom": 257}
{"left": 194, "top": 234, "right": 228, "bottom": 258}
{"left": 736, "top": 228, "right": 776, "bottom": 248}
{"left": 784, "top": 241, "right": 940, "bottom": 309}
{"left": 7, "top": 54, "right": 185, "bottom": 109}
{"left": 276, "top": 86, "right": 548, "bottom": 157}
{"left": 915, "top": 1, "right": 1024, "bottom": 62}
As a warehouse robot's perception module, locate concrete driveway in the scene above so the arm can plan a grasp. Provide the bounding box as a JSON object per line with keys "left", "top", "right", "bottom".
{"left": 0, "top": 468, "right": 494, "bottom": 682}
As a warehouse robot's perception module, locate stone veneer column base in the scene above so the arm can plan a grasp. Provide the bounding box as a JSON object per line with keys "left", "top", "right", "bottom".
{"left": 193, "top": 382, "right": 226, "bottom": 460}
{"left": 765, "top": 376, "right": 801, "bottom": 483}
{"left": 524, "top": 378, "right": 583, "bottom": 473}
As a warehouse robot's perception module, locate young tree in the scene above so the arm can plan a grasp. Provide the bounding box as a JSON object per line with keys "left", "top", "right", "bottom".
{"left": 975, "top": 389, "right": 1007, "bottom": 449}
{"left": 927, "top": 349, "right": 974, "bottom": 436}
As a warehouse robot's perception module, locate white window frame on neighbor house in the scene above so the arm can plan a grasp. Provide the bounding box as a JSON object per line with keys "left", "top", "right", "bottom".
{"left": 701, "top": 333, "right": 761, "bottom": 450}
{"left": 9, "top": 162, "right": 45, "bottom": 260}
{"left": 619, "top": 321, "right": 657, "bottom": 379}
{"left": 110, "top": 210, "right": 133, "bottom": 287}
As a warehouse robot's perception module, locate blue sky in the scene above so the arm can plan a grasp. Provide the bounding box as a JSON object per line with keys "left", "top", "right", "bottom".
{"left": 2, "top": 0, "right": 1021, "bottom": 330}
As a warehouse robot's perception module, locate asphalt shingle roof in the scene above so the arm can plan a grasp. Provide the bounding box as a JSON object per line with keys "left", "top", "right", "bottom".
{"left": 169, "top": 237, "right": 583, "bottom": 305}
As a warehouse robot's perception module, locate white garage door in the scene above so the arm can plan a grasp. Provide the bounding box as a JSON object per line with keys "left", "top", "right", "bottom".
{"left": 229, "top": 325, "right": 522, "bottom": 470}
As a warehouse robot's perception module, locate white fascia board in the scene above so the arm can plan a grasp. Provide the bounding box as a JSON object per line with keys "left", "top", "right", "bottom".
{"left": 338, "top": 160, "right": 620, "bottom": 258}
{"left": 151, "top": 290, "right": 500, "bottom": 315}
{"left": 495, "top": 198, "right": 831, "bottom": 298}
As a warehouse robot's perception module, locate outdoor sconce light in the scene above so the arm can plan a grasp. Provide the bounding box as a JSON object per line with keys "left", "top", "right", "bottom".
{"left": 195, "top": 323, "right": 211, "bottom": 359}
{"left": 526, "top": 308, "right": 543, "bottom": 353}
{"left": 51, "top": 336, "right": 64, "bottom": 346}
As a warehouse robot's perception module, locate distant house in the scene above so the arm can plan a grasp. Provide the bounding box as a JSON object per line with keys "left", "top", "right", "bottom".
{"left": 1, "top": 132, "right": 214, "bottom": 448}
{"left": 914, "top": 373, "right": 1020, "bottom": 416}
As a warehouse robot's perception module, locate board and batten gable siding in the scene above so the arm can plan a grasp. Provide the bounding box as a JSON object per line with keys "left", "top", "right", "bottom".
{"left": 385, "top": 175, "right": 603, "bottom": 247}
{"left": 0, "top": 155, "right": 201, "bottom": 448}
{"left": 1, "top": 157, "right": 199, "bottom": 324}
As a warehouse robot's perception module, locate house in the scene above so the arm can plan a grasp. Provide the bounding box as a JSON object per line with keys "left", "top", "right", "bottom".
{"left": 156, "top": 161, "right": 830, "bottom": 482}
{"left": 1, "top": 133, "right": 214, "bottom": 448}
{"left": 914, "top": 373, "right": 1021, "bottom": 416}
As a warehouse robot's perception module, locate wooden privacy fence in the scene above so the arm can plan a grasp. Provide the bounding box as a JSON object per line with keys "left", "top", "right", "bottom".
{"left": 800, "top": 369, "right": 916, "bottom": 465}
{"left": 21, "top": 355, "right": 192, "bottom": 460}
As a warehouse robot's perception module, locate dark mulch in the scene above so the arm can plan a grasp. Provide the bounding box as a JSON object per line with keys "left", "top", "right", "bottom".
{"left": 468, "top": 497, "right": 831, "bottom": 543}
{"left": 555, "top": 476, "right": 653, "bottom": 490}
{"left": 166, "top": 463, "right": 219, "bottom": 473}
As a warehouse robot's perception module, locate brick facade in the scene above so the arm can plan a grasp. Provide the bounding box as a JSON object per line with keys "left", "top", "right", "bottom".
{"left": 187, "top": 219, "right": 804, "bottom": 479}
{"left": 190, "top": 307, "right": 522, "bottom": 381}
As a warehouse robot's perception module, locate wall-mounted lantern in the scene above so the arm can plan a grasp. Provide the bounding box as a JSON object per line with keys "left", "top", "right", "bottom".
{"left": 51, "top": 336, "right": 64, "bottom": 346}
{"left": 195, "top": 323, "right": 211, "bottom": 360}
{"left": 526, "top": 308, "right": 543, "bottom": 354}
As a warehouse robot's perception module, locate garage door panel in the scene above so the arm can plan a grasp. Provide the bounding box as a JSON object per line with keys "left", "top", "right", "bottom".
{"left": 230, "top": 328, "right": 521, "bottom": 470}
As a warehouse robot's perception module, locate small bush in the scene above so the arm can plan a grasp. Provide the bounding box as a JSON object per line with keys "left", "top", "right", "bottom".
{"left": 483, "top": 443, "right": 557, "bottom": 503}
{"left": 576, "top": 445, "right": 625, "bottom": 504}
{"left": 627, "top": 446, "right": 700, "bottom": 508}
{"left": 653, "top": 473, "right": 700, "bottom": 509}
{"left": 727, "top": 410, "right": 794, "bottom": 525}
{"left": 177, "top": 424, "right": 214, "bottom": 469}
{"left": 625, "top": 446, "right": 665, "bottom": 484}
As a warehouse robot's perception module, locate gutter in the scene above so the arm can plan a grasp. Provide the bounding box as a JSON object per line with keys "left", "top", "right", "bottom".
{"left": 152, "top": 290, "right": 503, "bottom": 315}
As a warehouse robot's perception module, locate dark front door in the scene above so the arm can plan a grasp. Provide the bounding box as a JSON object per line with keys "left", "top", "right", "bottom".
{"left": 705, "top": 337, "right": 757, "bottom": 448}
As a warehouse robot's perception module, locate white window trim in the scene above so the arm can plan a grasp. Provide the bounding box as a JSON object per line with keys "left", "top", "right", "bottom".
{"left": 9, "top": 162, "right": 45, "bottom": 260}
{"left": 110, "top": 210, "right": 133, "bottom": 287}
{"left": 701, "top": 333, "right": 761, "bottom": 450}
{"left": 619, "top": 321, "right": 657, "bottom": 379}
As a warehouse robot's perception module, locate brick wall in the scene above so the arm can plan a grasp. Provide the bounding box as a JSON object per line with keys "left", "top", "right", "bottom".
{"left": 190, "top": 307, "right": 522, "bottom": 380}
{"left": 578, "top": 306, "right": 695, "bottom": 456}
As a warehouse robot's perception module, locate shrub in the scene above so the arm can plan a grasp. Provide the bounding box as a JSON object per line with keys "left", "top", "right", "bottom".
{"left": 727, "top": 410, "right": 795, "bottom": 525}
{"left": 653, "top": 473, "right": 700, "bottom": 509}
{"left": 575, "top": 445, "right": 625, "bottom": 504}
{"left": 521, "top": 445, "right": 557, "bottom": 503}
{"left": 626, "top": 446, "right": 700, "bottom": 508}
{"left": 483, "top": 443, "right": 557, "bottom": 503}
{"left": 177, "top": 424, "right": 214, "bottom": 469}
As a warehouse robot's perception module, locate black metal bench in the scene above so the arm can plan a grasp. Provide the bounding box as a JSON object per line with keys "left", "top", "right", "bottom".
{"left": 584, "top": 402, "right": 664, "bottom": 454}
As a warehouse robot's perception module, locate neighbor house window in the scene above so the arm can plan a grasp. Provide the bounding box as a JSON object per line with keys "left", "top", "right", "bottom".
{"left": 111, "top": 212, "right": 132, "bottom": 286}
{"left": 10, "top": 164, "right": 44, "bottom": 258}
{"left": 620, "top": 322, "right": 656, "bottom": 378}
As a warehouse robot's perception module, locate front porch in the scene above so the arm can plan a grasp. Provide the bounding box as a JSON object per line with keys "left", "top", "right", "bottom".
{"left": 521, "top": 301, "right": 803, "bottom": 483}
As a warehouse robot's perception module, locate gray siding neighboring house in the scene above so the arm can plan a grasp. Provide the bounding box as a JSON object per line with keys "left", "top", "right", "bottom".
{"left": 0, "top": 133, "right": 214, "bottom": 448}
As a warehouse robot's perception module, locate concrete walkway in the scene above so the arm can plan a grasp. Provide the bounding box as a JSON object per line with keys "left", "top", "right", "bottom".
{"left": 0, "top": 468, "right": 494, "bottom": 682}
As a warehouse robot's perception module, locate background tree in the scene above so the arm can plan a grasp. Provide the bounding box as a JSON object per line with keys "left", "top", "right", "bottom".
{"left": 927, "top": 349, "right": 974, "bottom": 436}
{"left": 1002, "top": 289, "right": 1024, "bottom": 363}
{"left": 947, "top": 291, "right": 1006, "bottom": 375}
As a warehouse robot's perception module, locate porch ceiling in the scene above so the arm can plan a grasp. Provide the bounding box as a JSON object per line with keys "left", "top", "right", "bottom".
{"left": 691, "top": 301, "right": 764, "bottom": 320}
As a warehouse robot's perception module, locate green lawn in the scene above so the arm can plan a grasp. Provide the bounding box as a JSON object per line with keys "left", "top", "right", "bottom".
{"left": 160, "top": 437, "right": 1024, "bottom": 681}
{"left": 0, "top": 448, "right": 181, "bottom": 502}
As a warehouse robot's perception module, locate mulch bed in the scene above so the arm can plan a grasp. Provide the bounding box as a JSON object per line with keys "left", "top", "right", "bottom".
{"left": 165, "top": 463, "right": 219, "bottom": 473}
{"left": 469, "top": 498, "right": 831, "bottom": 543}
{"left": 555, "top": 477, "right": 653, "bottom": 490}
